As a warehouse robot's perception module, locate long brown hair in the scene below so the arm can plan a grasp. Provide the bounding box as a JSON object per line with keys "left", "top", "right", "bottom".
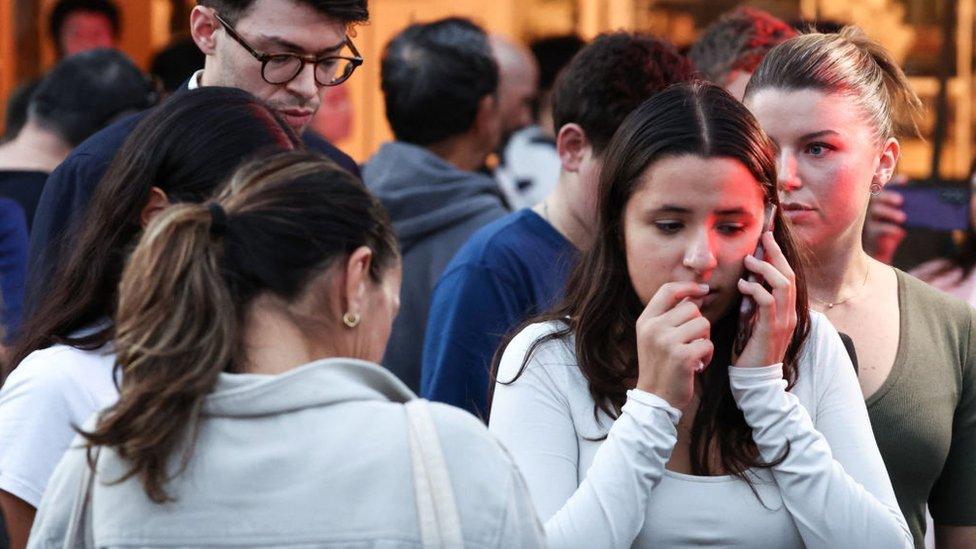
{"left": 495, "top": 81, "right": 810, "bottom": 481}
{"left": 81, "top": 151, "right": 399, "bottom": 503}
{"left": 8, "top": 87, "right": 300, "bottom": 375}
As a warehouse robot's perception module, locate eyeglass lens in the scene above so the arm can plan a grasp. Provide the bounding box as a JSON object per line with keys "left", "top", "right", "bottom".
{"left": 263, "top": 56, "right": 357, "bottom": 86}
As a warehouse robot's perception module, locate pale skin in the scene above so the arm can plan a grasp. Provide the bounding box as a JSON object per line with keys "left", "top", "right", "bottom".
{"left": 746, "top": 87, "right": 976, "bottom": 548}
{"left": 622, "top": 154, "right": 796, "bottom": 474}
{"left": 532, "top": 123, "right": 603, "bottom": 251}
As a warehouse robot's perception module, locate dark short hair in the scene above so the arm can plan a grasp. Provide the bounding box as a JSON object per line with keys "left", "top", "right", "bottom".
{"left": 552, "top": 32, "right": 694, "bottom": 155}
{"left": 30, "top": 49, "right": 159, "bottom": 146}
{"left": 3, "top": 79, "right": 42, "bottom": 141}
{"left": 380, "top": 17, "right": 498, "bottom": 145}
{"left": 689, "top": 7, "right": 796, "bottom": 84}
{"left": 530, "top": 34, "right": 586, "bottom": 93}
{"left": 49, "top": 0, "right": 120, "bottom": 45}
{"left": 196, "top": 0, "right": 368, "bottom": 25}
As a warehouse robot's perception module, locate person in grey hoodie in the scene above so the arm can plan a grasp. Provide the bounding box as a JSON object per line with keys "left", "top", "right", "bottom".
{"left": 364, "top": 17, "right": 508, "bottom": 391}
{"left": 28, "top": 151, "right": 544, "bottom": 548}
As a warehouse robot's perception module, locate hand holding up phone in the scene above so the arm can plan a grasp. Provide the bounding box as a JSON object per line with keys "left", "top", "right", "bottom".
{"left": 635, "top": 282, "right": 714, "bottom": 409}
{"left": 734, "top": 231, "right": 798, "bottom": 369}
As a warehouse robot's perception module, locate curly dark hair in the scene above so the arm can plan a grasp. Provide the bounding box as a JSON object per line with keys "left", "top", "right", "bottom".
{"left": 552, "top": 32, "right": 694, "bottom": 155}
{"left": 689, "top": 7, "right": 797, "bottom": 85}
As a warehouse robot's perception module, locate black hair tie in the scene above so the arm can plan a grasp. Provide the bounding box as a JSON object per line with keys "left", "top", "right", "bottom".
{"left": 208, "top": 203, "right": 228, "bottom": 237}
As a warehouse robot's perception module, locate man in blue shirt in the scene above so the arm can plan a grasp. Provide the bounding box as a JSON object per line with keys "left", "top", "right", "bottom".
{"left": 421, "top": 33, "right": 695, "bottom": 419}
{"left": 25, "top": 0, "right": 367, "bottom": 312}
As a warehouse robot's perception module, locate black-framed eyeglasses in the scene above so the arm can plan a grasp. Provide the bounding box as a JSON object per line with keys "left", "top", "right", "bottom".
{"left": 213, "top": 11, "right": 363, "bottom": 87}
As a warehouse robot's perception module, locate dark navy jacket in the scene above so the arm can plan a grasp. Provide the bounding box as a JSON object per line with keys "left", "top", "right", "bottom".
{"left": 25, "top": 93, "right": 359, "bottom": 314}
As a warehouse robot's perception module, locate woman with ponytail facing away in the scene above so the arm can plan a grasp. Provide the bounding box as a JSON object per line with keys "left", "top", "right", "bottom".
{"left": 27, "top": 151, "right": 544, "bottom": 548}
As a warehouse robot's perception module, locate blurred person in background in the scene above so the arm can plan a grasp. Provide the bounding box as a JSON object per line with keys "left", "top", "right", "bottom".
{"left": 422, "top": 33, "right": 695, "bottom": 418}
{"left": 745, "top": 27, "right": 976, "bottom": 548}
{"left": 689, "top": 7, "right": 797, "bottom": 101}
{"left": 491, "top": 36, "right": 538, "bottom": 149}
{"left": 2, "top": 81, "right": 41, "bottom": 143}
{"left": 310, "top": 83, "right": 353, "bottom": 144}
{"left": 49, "top": 0, "right": 120, "bottom": 59}
{"left": 27, "top": 151, "right": 545, "bottom": 548}
{"left": 0, "top": 88, "right": 301, "bottom": 549}
{"left": 364, "top": 17, "right": 507, "bottom": 391}
{"left": 25, "top": 0, "right": 368, "bottom": 319}
{"left": 495, "top": 34, "right": 585, "bottom": 210}
{"left": 0, "top": 49, "right": 157, "bottom": 231}
{"left": 490, "top": 36, "right": 540, "bottom": 208}
{"left": 150, "top": 36, "right": 207, "bottom": 95}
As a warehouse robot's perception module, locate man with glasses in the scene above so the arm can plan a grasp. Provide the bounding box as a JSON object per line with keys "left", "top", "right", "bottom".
{"left": 24, "top": 0, "right": 368, "bottom": 314}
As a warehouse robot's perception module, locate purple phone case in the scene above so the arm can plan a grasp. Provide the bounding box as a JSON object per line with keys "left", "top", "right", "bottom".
{"left": 890, "top": 186, "right": 970, "bottom": 232}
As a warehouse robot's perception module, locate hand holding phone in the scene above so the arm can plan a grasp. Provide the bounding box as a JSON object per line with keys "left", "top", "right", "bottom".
{"left": 733, "top": 206, "right": 776, "bottom": 359}
{"left": 733, "top": 207, "right": 799, "bottom": 368}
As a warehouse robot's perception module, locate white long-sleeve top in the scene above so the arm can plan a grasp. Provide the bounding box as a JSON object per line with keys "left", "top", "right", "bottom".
{"left": 489, "top": 311, "right": 912, "bottom": 549}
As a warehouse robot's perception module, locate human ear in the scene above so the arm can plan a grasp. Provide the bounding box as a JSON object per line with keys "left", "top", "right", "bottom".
{"left": 555, "top": 123, "right": 590, "bottom": 173}
{"left": 342, "top": 246, "right": 374, "bottom": 322}
{"left": 140, "top": 187, "right": 170, "bottom": 228}
{"left": 875, "top": 137, "right": 901, "bottom": 186}
{"left": 190, "top": 6, "right": 219, "bottom": 55}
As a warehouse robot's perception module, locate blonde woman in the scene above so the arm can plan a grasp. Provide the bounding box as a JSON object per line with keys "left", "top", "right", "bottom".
{"left": 744, "top": 27, "right": 976, "bottom": 548}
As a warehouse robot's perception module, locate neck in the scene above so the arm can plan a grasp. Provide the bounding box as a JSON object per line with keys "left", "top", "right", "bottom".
{"left": 803, "top": 228, "right": 873, "bottom": 307}
{"left": 425, "top": 135, "right": 487, "bottom": 173}
{"left": 240, "top": 297, "right": 339, "bottom": 375}
{"left": 533, "top": 170, "right": 593, "bottom": 250}
{"left": 0, "top": 122, "right": 71, "bottom": 172}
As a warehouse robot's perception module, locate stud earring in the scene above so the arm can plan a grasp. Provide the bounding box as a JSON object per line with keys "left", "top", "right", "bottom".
{"left": 342, "top": 311, "right": 361, "bottom": 328}
{"left": 869, "top": 180, "right": 884, "bottom": 196}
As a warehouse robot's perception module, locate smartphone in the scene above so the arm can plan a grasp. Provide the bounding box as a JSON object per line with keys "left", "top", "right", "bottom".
{"left": 889, "top": 184, "right": 970, "bottom": 232}
{"left": 732, "top": 205, "right": 776, "bottom": 359}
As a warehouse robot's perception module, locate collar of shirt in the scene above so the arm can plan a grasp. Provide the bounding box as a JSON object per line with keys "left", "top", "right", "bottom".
{"left": 188, "top": 69, "right": 204, "bottom": 90}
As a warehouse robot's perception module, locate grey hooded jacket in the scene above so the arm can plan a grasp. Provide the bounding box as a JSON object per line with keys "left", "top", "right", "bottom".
{"left": 364, "top": 142, "right": 508, "bottom": 391}
{"left": 28, "top": 359, "right": 545, "bottom": 548}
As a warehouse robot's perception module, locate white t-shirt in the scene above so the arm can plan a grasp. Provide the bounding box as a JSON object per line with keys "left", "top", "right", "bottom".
{"left": 0, "top": 343, "right": 117, "bottom": 506}
{"left": 490, "top": 312, "right": 912, "bottom": 549}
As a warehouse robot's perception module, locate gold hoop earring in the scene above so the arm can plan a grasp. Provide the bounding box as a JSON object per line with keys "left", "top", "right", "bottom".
{"left": 342, "top": 312, "right": 361, "bottom": 328}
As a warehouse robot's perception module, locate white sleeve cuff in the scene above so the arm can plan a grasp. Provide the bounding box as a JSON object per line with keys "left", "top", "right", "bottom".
{"left": 625, "top": 388, "right": 682, "bottom": 424}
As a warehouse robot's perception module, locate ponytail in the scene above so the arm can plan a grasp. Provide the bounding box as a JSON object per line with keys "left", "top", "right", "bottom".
{"left": 836, "top": 26, "right": 923, "bottom": 140}
{"left": 80, "top": 151, "right": 399, "bottom": 503}
{"left": 82, "top": 202, "right": 237, "bottom": 503}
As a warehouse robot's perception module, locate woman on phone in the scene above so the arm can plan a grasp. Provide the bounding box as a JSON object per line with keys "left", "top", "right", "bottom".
{"left": 489, "top": 81, "right": 910, "bottom": 548}
{"left": 744, "top": 28, "right": 976, "bottom": 548}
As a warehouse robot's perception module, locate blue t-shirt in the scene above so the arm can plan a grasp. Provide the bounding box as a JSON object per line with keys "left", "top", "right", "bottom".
{"left": 421, "top": 209, "right": 577, "bottom": 419}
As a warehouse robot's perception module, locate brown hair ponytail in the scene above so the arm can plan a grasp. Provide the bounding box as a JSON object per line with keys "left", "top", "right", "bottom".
{"left": 83, "top": 202, "right": 237, "bottom": 502}
{"left": 82, "top": 151, "right": 398, "bottom": 503}
{"left": 745, "top": 25, "right": 923, "bottom": 142}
